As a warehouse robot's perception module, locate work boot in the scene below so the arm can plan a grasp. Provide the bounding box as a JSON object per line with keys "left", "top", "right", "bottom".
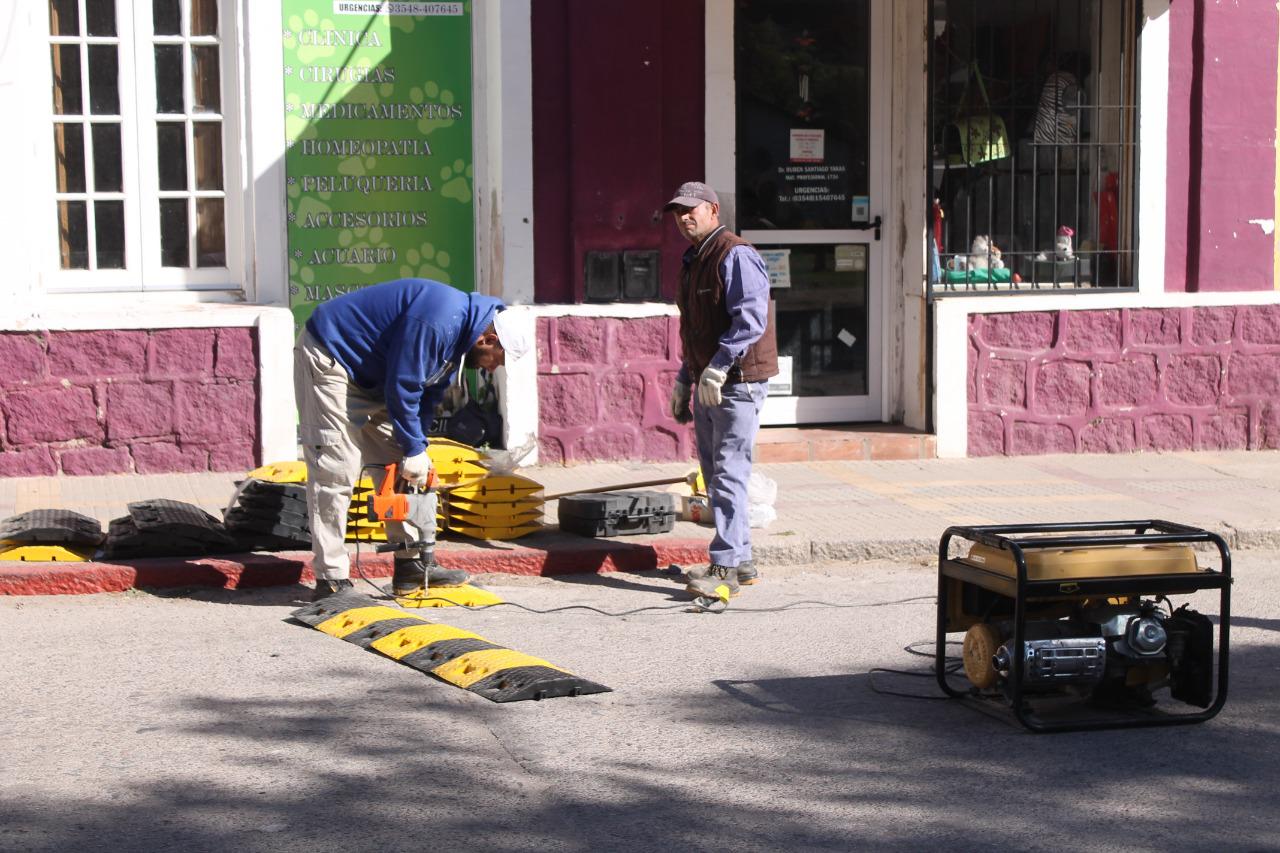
{"left": 686, "top": 564, "right": 742, "bottom": 599}
{"left": 311, "top": 578, "right": 354, "bottom": 601}
{"left": 393, "top": 556, "right": 470, "bottom": 595}
{"left": 685, "top": 560, "right": 758, "bottom": 586}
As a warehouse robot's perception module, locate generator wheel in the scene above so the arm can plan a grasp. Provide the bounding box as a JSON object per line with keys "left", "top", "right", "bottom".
{"left": 962, "top": 623, "right": 1002, "bottom": 689}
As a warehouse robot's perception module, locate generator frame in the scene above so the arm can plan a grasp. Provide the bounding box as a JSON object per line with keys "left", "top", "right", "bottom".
{"left": 935, "top": 520, "right": 1231, "bottom": 733}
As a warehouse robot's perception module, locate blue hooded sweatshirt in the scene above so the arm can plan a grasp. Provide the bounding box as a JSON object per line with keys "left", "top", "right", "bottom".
{"left": 306, "top": 278, "right": 505, "bottom": 457}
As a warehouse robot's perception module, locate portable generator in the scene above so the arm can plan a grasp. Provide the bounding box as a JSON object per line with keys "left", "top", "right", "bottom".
{"left": 935, "top": 520, "right": 1230, "bottom": 733}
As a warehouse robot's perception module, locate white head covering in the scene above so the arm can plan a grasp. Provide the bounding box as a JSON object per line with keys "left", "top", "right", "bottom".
{"left": 492, "top": 308, "right": 532, "bottom": 363}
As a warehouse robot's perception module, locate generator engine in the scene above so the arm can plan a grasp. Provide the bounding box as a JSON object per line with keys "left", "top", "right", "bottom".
{"left": 964, "top": 600, "right": 1214, "bottom": 708}
{"left": 938, "top": 522, "right": 1230, "bottom": 731}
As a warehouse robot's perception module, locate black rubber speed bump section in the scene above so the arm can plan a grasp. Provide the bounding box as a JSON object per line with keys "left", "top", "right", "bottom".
{"left": 130, "top": 499, "right": 236, "bottom": 544}
{"left": 0, "top": 509, "right": 105, "bottom": 546}
{"left": 289, "top": 593, "right": 611, "bottom": 703}
{"left": 102, "top": 500, "right": 236, "bottom": 558}
{"left": 223, "top": 480, "right": 311, "bottom": 551}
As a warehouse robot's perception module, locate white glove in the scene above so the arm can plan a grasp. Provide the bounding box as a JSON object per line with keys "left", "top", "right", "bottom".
{"left": 696, "top": 366, "right": 727, "bottom": 407}
{"left": 669, "top": 381, "right": 692, "bottom": 424}
{"left": 400, "top": 450, "right": 434, "bottom": 486}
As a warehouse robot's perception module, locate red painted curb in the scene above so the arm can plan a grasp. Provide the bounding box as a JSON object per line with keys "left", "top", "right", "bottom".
{"left": 0, "top": 537, "right": 712, "bottom": 596}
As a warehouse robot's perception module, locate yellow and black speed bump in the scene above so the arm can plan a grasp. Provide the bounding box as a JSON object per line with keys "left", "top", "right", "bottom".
{"left": 290, "top": 592, "right": 611, "bottom": 703}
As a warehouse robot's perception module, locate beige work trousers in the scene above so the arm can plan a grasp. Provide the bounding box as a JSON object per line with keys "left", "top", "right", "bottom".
{"left": 293, "top": 327, "right": 427, "bottom": 580}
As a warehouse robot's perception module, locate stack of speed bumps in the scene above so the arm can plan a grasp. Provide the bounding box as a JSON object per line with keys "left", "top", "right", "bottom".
{"left": 223, "top": 479, "right": 312, "bottom": 551}
{"left": 104, "top": 499, "right": 237, "bottom": 558}
{"left": 291, "top": 592, "right": 611, "bottom": 703}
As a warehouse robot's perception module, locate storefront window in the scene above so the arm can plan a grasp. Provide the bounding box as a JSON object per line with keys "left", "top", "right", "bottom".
{"left": 928, "top": 0, "right": 1139, "bottom": 293}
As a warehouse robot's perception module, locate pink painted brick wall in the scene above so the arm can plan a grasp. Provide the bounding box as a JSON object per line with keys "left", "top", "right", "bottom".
{"left": 968, "top": 305, "right": 1280, "bottom": 456}
{"left": 536, "top": 315, "right": 694, "bottom": 463}
{"left": 0, "top": 328, "right": 260, "bottom": 477}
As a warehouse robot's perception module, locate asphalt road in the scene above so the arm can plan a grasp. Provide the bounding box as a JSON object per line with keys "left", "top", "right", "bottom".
{"left": 2, "top": 553, "right": 1278, "bottom": 852}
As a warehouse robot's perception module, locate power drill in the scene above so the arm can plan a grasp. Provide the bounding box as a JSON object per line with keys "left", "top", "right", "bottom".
{"left": 365, "top": 462, "right": 438, "bottom": 554}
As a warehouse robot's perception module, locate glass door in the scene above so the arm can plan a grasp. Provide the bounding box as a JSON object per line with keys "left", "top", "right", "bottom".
{"left": 734, "top": 0, "right": 885, "bottom": 424}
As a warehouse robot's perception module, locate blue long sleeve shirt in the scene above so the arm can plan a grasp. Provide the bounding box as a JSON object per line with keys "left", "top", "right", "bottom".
{"left": 306, "top": 278, "right": 504, "bottom": 457}
{"left": 677, "top": 226, "right": 771, "bottom": 384}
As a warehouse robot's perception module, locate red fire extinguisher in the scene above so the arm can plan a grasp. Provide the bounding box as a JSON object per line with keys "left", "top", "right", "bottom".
{"left": 1096, "top": 172, "right": 1118, "bottom": 252}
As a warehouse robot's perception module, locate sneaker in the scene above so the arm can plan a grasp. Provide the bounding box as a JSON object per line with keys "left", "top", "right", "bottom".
{"left": 393, "top": 557, "right": 470, "bottom": 595}
{"left": 311, "top": 578, "right": 354, "bottom": 601}
{"left": 686, "top": 564, "right": 742, "bottom": 599}
{"left": 685, "top": 560, "right": 758, "bottom": 586}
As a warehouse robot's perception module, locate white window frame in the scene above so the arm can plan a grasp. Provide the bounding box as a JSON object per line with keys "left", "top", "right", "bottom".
{"left": 41, "top": 0, "right": 244, "bottom": 293}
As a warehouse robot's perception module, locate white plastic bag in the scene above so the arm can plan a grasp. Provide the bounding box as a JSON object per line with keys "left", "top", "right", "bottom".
{"left": 477, "top": 439, "right": 536, "bottom": 475}
{"left": 748, "top": 501, "right": 777, "bottom": 529}
{"left": 746, "top": 472, "right": 777, "bottom": 506}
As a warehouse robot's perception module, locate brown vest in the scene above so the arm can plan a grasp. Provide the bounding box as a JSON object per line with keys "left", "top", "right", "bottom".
{"left": 678, "top": 227, "right": 779, "bottom": 383}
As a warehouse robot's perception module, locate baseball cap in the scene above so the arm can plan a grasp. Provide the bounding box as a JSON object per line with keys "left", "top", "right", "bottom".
{"left": 663, "top": 181, "right": 719, "bottom": 211}
{"left": 492, "top": 308, "right": 532, "bottom": 363}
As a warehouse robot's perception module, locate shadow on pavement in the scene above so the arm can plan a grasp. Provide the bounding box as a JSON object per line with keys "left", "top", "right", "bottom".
{"left": 4, "top": 641, "right": 1278, "bottom": 852}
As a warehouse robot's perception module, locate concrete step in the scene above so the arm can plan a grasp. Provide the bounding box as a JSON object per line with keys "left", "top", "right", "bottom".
{"left": 755, "top": 424, "right": 936, "bottom": 463}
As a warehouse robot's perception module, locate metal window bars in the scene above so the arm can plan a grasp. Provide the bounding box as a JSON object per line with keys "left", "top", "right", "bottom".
{"left": 927, "top": 0, "right": 1139, "bottom": 296}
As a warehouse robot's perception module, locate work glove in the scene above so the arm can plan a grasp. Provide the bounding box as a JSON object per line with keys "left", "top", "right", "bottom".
{"left": 400, "top": 450, "right": 434, "bottom": 487}
{"left": 669, "top": 381, "right": 692, "bottom": 424}
{"left": 696, "top": 366, "right": 728, "bottom": 408}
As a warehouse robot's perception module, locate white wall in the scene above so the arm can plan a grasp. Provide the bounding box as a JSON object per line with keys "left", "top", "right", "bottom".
{"left": 474, "top": 0, "right": 535, "bottom": 306}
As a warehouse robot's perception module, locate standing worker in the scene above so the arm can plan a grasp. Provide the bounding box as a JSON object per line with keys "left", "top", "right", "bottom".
{"left": 294, "top": 277, "right": 530, "bottom": 600}
{"left": 664, "top": 182, "right": 778, "bottom": 599}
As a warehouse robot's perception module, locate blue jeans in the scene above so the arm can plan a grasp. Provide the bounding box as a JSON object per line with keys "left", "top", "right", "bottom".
{"left": 694, "top": 380, "right": 767, "bottom": 567}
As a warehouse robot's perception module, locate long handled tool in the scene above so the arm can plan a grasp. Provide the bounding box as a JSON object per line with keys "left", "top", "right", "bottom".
{"left": 541, "top": 473, "right": 694, "bottom": 502}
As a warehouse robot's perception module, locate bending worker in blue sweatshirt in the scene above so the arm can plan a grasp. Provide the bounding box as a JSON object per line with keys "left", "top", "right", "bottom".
{"left": 293, "top": 278, "right": 530, "bottom": 600}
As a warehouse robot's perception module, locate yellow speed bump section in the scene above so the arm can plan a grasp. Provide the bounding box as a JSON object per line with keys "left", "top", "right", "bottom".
{"left": 432, "top": 648, "right": 563, "bottom": 689}
{"left": 448, "top": 517, "right": 542, "bottom": 537}
{"left": 442, "top": 504, "right": 542, "bottom": 525}
{"left": 444, "top": 496, "right": 543, "bottom": 516}
{"left": 445, "top": 474, "right": 544, "bottom": 502}
{"left": 289, "top": 592, "right": 612, "bottom": 703}
{"left": 246, "top": 460, "right": 308, "bottom": 483}
{"left": 0, "top": 543, "right": 95, "bottom": 562}
{"left": 369, "top": 623, "right": 481, "bottom": 660}
{"left": 315, "top": 605, "right": 413, "bottom": 639}
{"left": 396, "top": 584, "right": 505, "bottom": 608}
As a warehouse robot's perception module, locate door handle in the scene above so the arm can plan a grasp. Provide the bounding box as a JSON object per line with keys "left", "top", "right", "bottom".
{"left": 851, "top": 215, "right": 882, "bottom": 241}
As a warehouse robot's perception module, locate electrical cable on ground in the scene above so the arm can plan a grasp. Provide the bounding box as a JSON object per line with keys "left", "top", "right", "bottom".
{"left": 348, "top": 541, "right": 937, "bottom": 616}
{"left": 394, "top": 592, "right": 937, "bottom": 616}
{"left": 866, "top": 639, "right": 963, "bottom": 701}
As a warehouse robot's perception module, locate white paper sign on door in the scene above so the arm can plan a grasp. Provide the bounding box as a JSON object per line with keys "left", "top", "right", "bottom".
{"left": 759, "top": 248, "right": 792, "bottom": 288}
{"left": 789, "top": 128, "right": 825, "bottom": 163}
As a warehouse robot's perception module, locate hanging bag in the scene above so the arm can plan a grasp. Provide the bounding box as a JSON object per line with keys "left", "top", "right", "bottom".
{"left": 944, "top": 62, "right": 1010, "bottom": 167}
{"left": 444, "top": 369, "right": 503, "bottom": 448}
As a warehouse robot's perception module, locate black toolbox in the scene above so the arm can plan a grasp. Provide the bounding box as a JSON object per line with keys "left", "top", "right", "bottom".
{"left": 557, "top": 490, "right": 677, "bottom": 538}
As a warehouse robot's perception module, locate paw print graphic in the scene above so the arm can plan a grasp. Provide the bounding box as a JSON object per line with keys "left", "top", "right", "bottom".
{"left": 400, "top": 241, "right": 452, "bottom": 283}
{"left": 439, "top": 159, "right": 472, "bottom": 204}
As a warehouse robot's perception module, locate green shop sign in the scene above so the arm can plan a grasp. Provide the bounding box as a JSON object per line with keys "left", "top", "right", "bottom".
{"left": 282, "top": 0, "right": 474, "bottom": 328}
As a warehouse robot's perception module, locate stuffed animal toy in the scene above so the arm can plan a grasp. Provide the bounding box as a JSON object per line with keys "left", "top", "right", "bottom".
{"left": 969, "top": 235, "right": 1004, "bottom": 271}
{"left": 1055, "top": 226, "right": 1075, "bottom": 261}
